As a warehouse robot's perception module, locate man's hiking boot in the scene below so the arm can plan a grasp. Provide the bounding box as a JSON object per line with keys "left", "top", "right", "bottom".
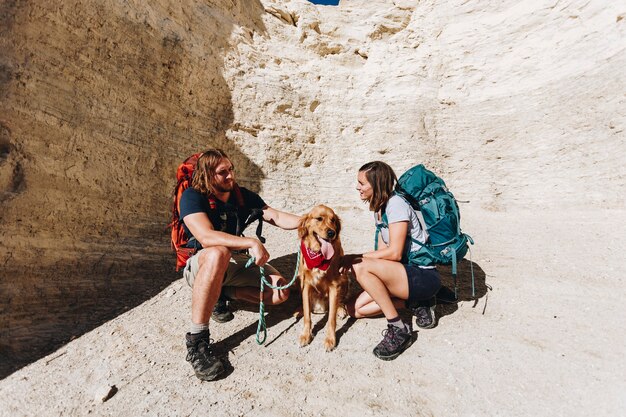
{"left": 373, "top": 323, "right": 413, "bottom": 361}
{"left": 409, "top": 297, "right": 437, "bottom": 329}
{"left": 211, "top": 293, "right": 234, "bottom": 323}
{"left": 185, "top": 331, "right": 225, "bottom": 381}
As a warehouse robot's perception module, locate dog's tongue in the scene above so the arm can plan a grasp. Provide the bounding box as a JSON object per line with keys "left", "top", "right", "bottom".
{"left": 319, "top": 237, "right": 335, "bottom": 260}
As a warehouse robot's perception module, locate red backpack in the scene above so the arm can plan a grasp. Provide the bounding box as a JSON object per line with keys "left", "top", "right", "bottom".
{"left": 168, "top": 153, "right": 245, "bottom": 271}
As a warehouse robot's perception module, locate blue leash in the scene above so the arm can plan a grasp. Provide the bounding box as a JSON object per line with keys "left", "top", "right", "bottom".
{"left": 245, "top": 250, "right": 301, "bottom": 345}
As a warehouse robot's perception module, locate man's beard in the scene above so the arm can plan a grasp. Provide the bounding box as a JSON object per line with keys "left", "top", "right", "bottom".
{"left": 212, "top": 182, "right": 234, "bottom": 193}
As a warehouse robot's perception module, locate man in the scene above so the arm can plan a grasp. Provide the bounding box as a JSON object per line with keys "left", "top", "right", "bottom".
{"left": 179, "top": 148, "right": 301, "bottom": 381}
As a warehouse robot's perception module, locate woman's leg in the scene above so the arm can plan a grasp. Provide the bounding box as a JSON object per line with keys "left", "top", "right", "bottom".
{"left": 351, "top": 257, "right": 409, "bottom": 321}
{"left": 346, "top": 290, "right": 406, "bottom": 318}
{"left": 222, "top": 254, "right": 290, "bottom": 305}
{"left": 405, "top": 267, "right": 441, "bottom": 329}
{"left": 231, "top": 274, "right": 290, "bottom": 305}
{"left": 352, "top": 257, "right": 415, "bottom": 360}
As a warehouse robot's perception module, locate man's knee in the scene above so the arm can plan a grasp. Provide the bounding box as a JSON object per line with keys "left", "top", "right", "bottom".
{"left": 198, "top": 246, "right": 231, "bottom": 269}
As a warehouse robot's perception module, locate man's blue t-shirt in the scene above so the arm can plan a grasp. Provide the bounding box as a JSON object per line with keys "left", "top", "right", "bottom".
{"left": 179, "top": 186, "right": 266, "bottom": 247}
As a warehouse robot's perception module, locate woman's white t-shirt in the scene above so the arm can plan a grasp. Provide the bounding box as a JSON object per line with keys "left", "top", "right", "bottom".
{"left": 375, "top": 194, "right": 433, "bottom": 268}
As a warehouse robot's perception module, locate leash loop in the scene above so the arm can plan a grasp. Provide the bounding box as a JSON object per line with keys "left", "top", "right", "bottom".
{"left": 246, "top": 250, "right": 301, "bottom": 345}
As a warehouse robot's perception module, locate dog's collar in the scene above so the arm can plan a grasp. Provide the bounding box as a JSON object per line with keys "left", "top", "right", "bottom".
{"left": 301, "top": 240, "right": 333, "bottom": 271}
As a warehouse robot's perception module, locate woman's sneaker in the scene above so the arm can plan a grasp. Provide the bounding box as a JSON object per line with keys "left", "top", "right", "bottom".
{"left": 409, "top": 297, "right": 437, "bottom": 329}
{"left": 185, "top": 330, "right": 225, "bottom": 381}
{"left": 372, "top": 323, "right": 413, "bottom": 361}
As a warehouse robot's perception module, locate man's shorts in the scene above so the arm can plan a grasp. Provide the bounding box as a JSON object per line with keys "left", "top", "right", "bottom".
{"left": 183, "top": 251, "right": 280, "bottom": 289}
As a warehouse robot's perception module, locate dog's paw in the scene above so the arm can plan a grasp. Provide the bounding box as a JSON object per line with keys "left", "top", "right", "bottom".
{"left": 337, "top": 305, "right": 348, "bottom": 320}
{"left": 299, "top": 332, "right": 312, "bottom": 347}
{"left": 324, "top": 336, "right": 336, "bottom": 352}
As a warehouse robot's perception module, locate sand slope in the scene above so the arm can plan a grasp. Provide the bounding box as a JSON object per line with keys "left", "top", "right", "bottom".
{"left": 1, "top": 207, "right": 625, "bottom": 416}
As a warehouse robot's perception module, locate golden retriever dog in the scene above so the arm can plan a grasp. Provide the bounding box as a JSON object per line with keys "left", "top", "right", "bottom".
{"left": 297, "top": 204, "right": 349, "bottom": 351}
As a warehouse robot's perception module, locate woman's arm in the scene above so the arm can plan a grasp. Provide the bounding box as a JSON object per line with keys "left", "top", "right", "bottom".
{"left": 363, "top": 221, "right": 408, "bottom": 262}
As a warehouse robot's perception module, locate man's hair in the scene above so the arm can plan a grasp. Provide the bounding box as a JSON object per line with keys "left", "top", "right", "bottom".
{"left": 359, "top": 161, "right": 397, "bottom": 212}
{"left": 192, "top": 148, "right": 231, "bottom": 195}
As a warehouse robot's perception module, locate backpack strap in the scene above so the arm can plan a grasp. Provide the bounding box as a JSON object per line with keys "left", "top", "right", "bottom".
{"left": 394, "top": 187, "right": 421, "bottom": 211}
{"left": 374, "top": 210, "right": 388, "bottom": 250}
{"left": 375, "top": 193, "right": 429, "bottom": 250}
{"left": 232, "top": 183, "right": 244, "bottom": 206}
{"left": 239, "top": 208, "right": 266, "bottom": 243}
{"left": 230, "top": 183, "right": 266, "bottom": 243}
{"left": 252, "top": 209, "right": 266, "bottom": 243}
{"left": 393, "top": 192, "right": 430, "bottom": 235}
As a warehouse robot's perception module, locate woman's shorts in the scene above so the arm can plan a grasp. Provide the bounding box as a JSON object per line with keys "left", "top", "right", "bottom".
{"left": 183, "top": 251, "right": 279, "bottom": 288}
{"left": 404, "top": 265, "right": 441, "bottom": 305}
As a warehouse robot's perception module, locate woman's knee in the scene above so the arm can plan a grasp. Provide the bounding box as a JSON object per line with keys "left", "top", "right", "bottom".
{"left": 275, "top": 287, "right": 290, "bottom": 304}
{"left": 346, "top": 302, "right": 362, "bottom": 318}
{"left": 346, "top": 291, "right": 371, "bottom": 318}
{"left": 346, "top": 303, "right": 370, "bottom": 319}
{"left": 264, "top": 287, "right": 289, "bottom": 305}
{"left": 352, "top": 259, "right": 366, "bottom": 276}
{"left": 345, "top": 302, "right": 355, "bottom": 317}
{"left": 266, "top": 276, "right": 290, "bottom": 304}
{"left": 352, "top": 260, "right": 374, "bottom": 284}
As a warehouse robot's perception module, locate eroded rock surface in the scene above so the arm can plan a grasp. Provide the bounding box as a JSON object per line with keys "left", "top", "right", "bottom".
{"left": 0, "top": 2, "right": 624, "bottom": 414}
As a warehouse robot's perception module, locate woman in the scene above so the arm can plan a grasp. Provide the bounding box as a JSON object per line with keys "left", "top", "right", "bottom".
{"left": 344, "top": 161, "right": 441, "bottom": 360}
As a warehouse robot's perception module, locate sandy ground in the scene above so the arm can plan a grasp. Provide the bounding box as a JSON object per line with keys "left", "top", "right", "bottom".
{"left": 0, "top": 206, "right": 624, "bottom": 417}
{"left": 1, "top": 1, "right": 624, "bottom": 415}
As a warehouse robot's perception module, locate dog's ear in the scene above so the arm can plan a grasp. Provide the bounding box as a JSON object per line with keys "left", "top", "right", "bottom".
{"left": 298, "top": 213, "right": 309, "bottom": 240}
{"left": 334, "top": 213, "right": 342, "bottom": 237}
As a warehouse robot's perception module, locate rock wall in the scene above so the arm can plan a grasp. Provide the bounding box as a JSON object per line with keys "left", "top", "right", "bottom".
{"left": 227, "top": 0, "right": 625, "bottom": 212}
{"left": 0, "top": 0, "right": 624, "bottom": 377}
{"left": 0, "top": 0, "right": 269, "bottom": 377}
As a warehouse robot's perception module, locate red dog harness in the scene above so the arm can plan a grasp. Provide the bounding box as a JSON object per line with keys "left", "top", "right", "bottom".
{"left": 301, "top": 240, "right": 333, "bottom": 271}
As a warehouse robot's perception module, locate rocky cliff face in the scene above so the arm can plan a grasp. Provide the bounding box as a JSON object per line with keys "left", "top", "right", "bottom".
{"left": 225, "top": 0, "right": 625, "bottom": 212}
{"left": 0, "top": 0, "right": 270, "bottom": 376}
{"left": 0, "top": 0, "right": 624, "bottom": 378}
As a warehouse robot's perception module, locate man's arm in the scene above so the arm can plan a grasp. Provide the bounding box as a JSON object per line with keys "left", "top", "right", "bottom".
{"left": 262, "top": 206, "right": 302, "bottom": 230}
{"left": 183, "top": 212, "right": 269, "bottom": 265}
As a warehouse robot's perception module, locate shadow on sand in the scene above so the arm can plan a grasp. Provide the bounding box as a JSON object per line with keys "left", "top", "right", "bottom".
{"left": 435, "top": 258, "right": 490, "bottom": 321}
{"left": 207, "top": 253, "right": 488, "bottom": 376}
{"left": 211, "top": 251, "right": 358, "bottom": 370}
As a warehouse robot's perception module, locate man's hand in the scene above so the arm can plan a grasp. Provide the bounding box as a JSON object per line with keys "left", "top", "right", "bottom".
{"left": 339, "top": 254, "right": 363, "bottom": 274}
{"left": 249, "top": 239, "right": 270, "bottom": 266}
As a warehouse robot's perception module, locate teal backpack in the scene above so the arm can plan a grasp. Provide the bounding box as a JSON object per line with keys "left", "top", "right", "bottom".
{"left": 375, "top": 164, "right": 475, "bottom": 297}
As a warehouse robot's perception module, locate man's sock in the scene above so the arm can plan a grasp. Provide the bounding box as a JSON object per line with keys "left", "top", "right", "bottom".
{"left": 388, "top": 316, "right": 409, "bottom": 332}
{"left": 190, "top": 322, "right": 209, "bottom": 335}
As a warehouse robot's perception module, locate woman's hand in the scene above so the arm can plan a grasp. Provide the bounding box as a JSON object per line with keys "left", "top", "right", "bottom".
{"left": 340, "top": 254, "right": 363, "bottom": 273}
